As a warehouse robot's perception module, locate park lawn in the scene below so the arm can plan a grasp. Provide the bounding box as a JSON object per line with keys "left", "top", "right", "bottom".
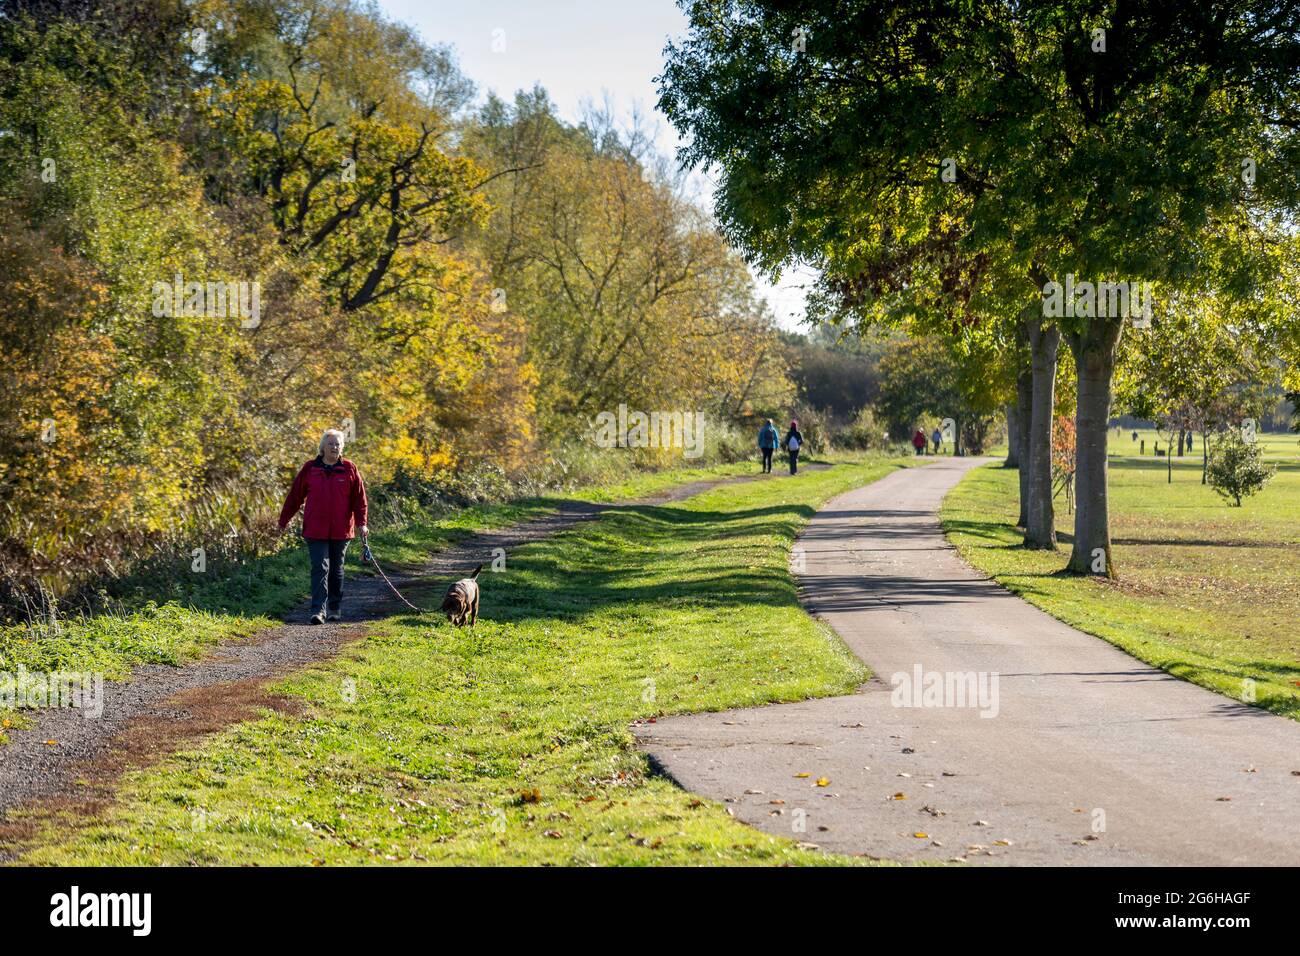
{"left": 942, "top": 434, "right": 1300, "bottom": 719}
{"left": 13, "top": 456, "right": 912, "bottom": 866}
{"left": 1111, "top": 426, "right": 1298, "bottom": 466}
{"left": 0, "top": 458, "right": 772, "bottom": 734}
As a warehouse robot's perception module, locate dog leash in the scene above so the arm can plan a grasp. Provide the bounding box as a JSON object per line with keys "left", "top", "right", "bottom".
{"left": 361, "top": 542, "right": 424, "bottom": 612}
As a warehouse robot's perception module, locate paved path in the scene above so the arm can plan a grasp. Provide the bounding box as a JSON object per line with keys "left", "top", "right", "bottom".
{"left": 635, "top": 457, "right": 1300, "bottom": 865}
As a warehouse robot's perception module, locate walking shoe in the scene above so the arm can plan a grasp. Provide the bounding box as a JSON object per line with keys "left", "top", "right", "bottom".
{"left": 326, "top": 610, "right": 342, "bottom": 622}
{"left": 309, "top": 611, "right": 325, "bottom": 625}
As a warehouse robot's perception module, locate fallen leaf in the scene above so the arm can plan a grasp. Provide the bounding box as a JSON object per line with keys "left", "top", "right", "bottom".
{"left": 794, "top": 772, "right": 811, "bottom": 778}
{"left": 913, "top": 832, "right": 929, "bottom": 839}
{"left": 815, "top": 778, "right": 830, "bottom": 787}
{"left": 891, "top": 792, "right": 907, "bottom": 800}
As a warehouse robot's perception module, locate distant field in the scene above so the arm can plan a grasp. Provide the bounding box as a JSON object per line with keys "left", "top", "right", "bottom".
{"left": 942, "top": 428, "right": 1300, "bottom": 718}
{"left": 1108, "top": 426, "right": 1299, "bottom": 464}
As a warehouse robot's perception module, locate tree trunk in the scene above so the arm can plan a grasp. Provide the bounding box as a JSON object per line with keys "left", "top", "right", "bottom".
{"left": 1015, "top": 367, "right": 1032, "bottom": 527}
{"left": 1066, "top": 319, "right": 1124, "bottom": 577}
{"left": 1023, "top": 316, "right": 1059, "bottom": 549}
{"left": 1004, "top": 403, "right": 1019, "bottom": 467}
{"left": 1201, "top": 428, "right": 1209, "bottom": 484}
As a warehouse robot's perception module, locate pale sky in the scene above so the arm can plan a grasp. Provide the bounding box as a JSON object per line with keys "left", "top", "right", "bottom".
{"left": 375, "top": 0, "right": 814, "bottom": 331}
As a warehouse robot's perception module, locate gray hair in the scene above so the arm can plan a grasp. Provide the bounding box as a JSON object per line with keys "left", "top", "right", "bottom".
{"left": 318, "top": 428, "right": 346, "bottom": 455}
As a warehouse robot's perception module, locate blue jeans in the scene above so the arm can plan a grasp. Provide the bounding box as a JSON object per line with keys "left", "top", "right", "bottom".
{"left": 306, "top": 538, "right": 350, "bottom": 615}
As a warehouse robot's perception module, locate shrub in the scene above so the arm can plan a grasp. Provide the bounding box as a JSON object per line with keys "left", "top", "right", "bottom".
{"left": 1206, "top": 432, "right": 1275, "bottom": 506}
{"left": 839, "top": 406, "right": 892, "bottom": 450}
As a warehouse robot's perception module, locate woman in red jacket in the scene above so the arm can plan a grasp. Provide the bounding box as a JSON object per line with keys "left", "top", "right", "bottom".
{"left": 278, "top": 429, "right": 369, "bottom": 624}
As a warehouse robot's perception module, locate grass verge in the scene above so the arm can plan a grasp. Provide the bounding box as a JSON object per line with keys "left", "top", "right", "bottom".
{"left": 13, "top": 455, "right": 910, "bottom": 865}
{"left": 1, "top": 461, "right": 775, "bottom": 694}
{"left": 941, "top": 450, "right": 1300, "bottom": 720}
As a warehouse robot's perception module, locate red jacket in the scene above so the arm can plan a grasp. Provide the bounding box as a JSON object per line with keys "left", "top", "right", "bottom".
{"left": 912, "top": 431, "right": 927, "bottom": 449}
{"left": 278, "top": 456, "right": 368, "bottom": 540}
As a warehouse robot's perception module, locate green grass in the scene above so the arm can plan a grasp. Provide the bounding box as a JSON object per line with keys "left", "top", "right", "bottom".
{"left": 0, "top": 459, "right": 782, "bottom": 743}
{"left": 0, "top": 460, "right": 775, "bottom": 693}
{"left": 1110, "top": 425, "right": 1298, "bottom": 465}
{"left": 12, "top": 455, "right": 913, "bottom": 865}
{"left": 942, "top": 430, "right": 1300, "bottom": 718}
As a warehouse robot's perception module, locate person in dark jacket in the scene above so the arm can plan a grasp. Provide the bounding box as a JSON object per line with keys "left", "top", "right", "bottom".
{"left": 757, "top": 419, "right": 779, "bottom": 473}
{"left": 912, "top": 428, "right": 927, "bottom": 455}
{"left": 784, "top": 420, "right": 804, "bottom": 474}
{"left": 278, "top": 429, "right": 369, "bottom": 624}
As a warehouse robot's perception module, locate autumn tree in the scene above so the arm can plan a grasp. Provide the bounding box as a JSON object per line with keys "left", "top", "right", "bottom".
{"left": 464, "top": 91, "right": 792, "bottom": 431}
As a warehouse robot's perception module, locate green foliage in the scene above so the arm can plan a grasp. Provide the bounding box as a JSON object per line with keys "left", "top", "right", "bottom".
{"left": 1207, "top": 432, "right": 1276, "bottom": 507}
{"left": 779, "top": 329, "right": 885, "bottom": 423}
{"left": 661, "top": 0, "right": 1300, "bottom": 572}
{"left": 0, "top": 6, "right": 794, "bottom": 614}
{"left": 838, "top": 406, "right": 892, "bottom": 451}
{"left": 877, "top": 336, "right": 1009, "bottom": 452}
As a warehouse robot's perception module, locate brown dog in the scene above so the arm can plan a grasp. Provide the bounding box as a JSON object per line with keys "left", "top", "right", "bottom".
{"left": 440, "top": 564, "right": 482, "bottom": 626}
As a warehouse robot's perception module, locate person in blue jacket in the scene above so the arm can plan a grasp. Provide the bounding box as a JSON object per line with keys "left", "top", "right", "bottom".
{"left": 757, "top": 418, "right": 779, "bottom": 473}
